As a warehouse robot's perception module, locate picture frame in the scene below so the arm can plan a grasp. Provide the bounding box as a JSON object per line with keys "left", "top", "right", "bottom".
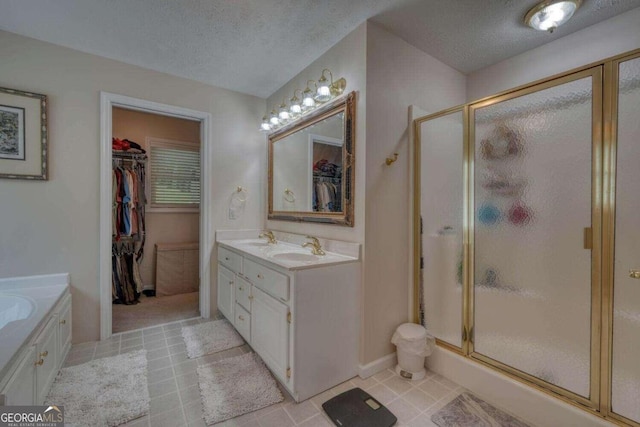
{"left": 0, "top": 86, "right": 48, "bottom": 180}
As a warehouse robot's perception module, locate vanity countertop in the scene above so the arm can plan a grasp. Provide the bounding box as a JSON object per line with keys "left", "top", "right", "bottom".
{"left": 217, "top": 238, "right": 360, "bottom": 271}
{"left": 0, "top": 274, "right": 69, "bottom": 382}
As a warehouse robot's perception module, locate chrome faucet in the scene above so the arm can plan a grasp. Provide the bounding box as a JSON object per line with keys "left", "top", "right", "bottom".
{"left": 259, "top": 230, "right": 277, "bottom": 244}
{"left": 302, "top": 236, "right": 325, "bottom": 256}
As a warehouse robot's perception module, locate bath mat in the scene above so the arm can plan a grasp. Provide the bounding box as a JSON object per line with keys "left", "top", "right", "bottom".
{"left": 197, "top": 352, "right": 284, "bottom": 424}
{"left": 431, "top": 392, "right": 530, "bottom": 427}
{"left": 182, "top": 318, "right": 244, "bottom": 358}
{"left": 46, "top": 349, "right": 149, "bottom": 427}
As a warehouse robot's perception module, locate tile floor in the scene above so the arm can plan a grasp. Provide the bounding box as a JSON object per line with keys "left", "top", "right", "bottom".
{"left": 64, "top": 317, "right": 468, "bottom": 427}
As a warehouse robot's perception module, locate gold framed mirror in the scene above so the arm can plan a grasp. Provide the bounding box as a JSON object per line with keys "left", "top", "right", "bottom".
{"left": 268, "top": 91, "right": 356, "bottom": 226}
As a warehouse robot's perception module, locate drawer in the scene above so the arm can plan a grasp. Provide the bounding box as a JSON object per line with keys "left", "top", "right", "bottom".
{"left": 218, "top": 246, "right": 242, "bottom": 272}
{"left": 234, "top": 303, "right": 251, "bottom": 342}
{"left": 243, "top": 258, "right": 289, "bottom": 302}
{"left": 236, "top": 275, "right": 252, "bottom": 312}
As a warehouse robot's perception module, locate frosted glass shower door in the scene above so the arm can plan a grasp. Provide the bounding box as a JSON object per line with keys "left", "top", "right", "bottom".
{"left": 611, "top": 55, "right": 640, "bottom": 424}
{"left": 470, "top": 69, "right": 600, "bottom": 400}
{"left": 417, "top": 109, "right": 465, "bottom": 349}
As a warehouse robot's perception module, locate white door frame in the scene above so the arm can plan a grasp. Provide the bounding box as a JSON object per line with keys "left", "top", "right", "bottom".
{"left": 99, "top": 92, "right": 212, "bottom": 340}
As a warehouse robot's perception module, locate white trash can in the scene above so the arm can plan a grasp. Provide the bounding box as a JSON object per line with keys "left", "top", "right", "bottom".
{"left": 391, "top": 323, "right": 434, "bottom": 381}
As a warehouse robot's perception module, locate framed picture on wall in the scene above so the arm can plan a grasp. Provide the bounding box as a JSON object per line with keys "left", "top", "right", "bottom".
{"left": 0, "top": 86, "right": 48, "bottom": 180}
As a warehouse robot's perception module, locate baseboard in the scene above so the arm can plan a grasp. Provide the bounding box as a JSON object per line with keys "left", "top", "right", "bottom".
{"left": 427, "top": 347, "right": 614, "bottom": 427}
{"left": 358, "top": 353, "right": 397, "bottom": 379}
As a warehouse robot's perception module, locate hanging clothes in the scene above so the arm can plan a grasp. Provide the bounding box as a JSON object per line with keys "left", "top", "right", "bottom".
{"left": 112, "top": 148, "right": 147, "bottom": 305}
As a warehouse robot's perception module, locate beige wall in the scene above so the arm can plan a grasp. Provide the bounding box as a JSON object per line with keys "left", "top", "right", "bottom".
{"left": 0, "top": 30, "right": 265, "bottom": 343}
{"left": 467, "top": 7, "right": 640, "bottom": 101}
{"left": 112, "top": 107, "right": 201, "bottom": 288}
{"left": 363, "top": 22, "right": 466, "bottom": 364}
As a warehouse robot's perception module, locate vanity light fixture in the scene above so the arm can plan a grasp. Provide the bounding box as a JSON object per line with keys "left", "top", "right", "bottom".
{"left": 302, "top": 80, "right": 317, "bottom": 110}
{"left": 524, "top": 0, "right": 582, "bottom": 33}
{"left": 315, "top": 68, "right": 347, "bottom": 102}
{"left": 269, "top": 110, "right": 280, "bottom": 126}
{"left": 289, "top": 90, "right": 303, "bottom": 117}
{"left": 260, "top": 116, "right": 272, "bottom": 132}
{"left": 278, "top": 100, "right": 291, "bottom": 122}
{"left": 260, "top": 69, "right": 347, "bottom": 133}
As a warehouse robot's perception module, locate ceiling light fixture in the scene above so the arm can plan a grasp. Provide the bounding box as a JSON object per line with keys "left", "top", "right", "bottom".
{"left": 260, "top": 68, "right": 347, "bottom": 133}
{"left": 524, "top": 0, "right": 582, "bottom": 33}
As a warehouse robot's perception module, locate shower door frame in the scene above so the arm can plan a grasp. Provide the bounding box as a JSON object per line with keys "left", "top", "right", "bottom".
{"left": 601, "top": 49, "right": 640, "bottom": 427}
{"left": 413, "top": 47, "right": 640, "bottom": 425}
{"left": 467, "top": 66, "right": 604, "bottom": 411}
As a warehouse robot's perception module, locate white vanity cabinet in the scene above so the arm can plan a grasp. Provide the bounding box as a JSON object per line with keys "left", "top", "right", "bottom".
{"left": 216, "top": 241, "right": 360, "bottom": 402}
{"left": 1, "top": 287, "right": 72, "bottom": 406}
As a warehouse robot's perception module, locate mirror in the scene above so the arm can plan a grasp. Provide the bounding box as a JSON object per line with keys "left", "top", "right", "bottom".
{"left": 268, "top": 91, "right": 356, "bottom": 226}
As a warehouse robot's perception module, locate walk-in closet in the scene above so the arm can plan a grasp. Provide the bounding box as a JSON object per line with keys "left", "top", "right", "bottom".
{"left": 111, "top": 107, "right": 202, "bottom": 333}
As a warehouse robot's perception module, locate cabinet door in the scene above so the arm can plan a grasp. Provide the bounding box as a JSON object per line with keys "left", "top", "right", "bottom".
{"left": 1, "top": 346, "right": 36, "bottom": 405}
{"left": 35, "top": 316, "right": 58, "bottom": 404}
{"left": 217, "top": 264, "right": 235, "bottom": 320}
{"left": 58, "top": 294, "right": 72, "bottom": 360}
{"left": 251, "top": 286, "right": 289, "bottom": 382}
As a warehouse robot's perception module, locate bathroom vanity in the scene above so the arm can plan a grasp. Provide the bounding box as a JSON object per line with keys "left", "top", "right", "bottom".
{"left": 216, "top": 231, "right": 360, "bottom": 402}
{"left": 0, "top": 274, "right": 72, "bottom": 406}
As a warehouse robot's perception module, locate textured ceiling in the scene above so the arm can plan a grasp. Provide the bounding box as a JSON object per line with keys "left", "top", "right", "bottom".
{"left": 0, "top": 0, "right": 408, "bottom": 98}
{"left": 1, "top": 1, "right": 639, "bottom": 98}
{"left": 372, "top": 0, "right": 640, "bottom": 74}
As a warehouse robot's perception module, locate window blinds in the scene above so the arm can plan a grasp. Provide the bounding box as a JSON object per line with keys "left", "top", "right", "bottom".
{"left": 149, "top": 142, "right": 200, "bottom": 208}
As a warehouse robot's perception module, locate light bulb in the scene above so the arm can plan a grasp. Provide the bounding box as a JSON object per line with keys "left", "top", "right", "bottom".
{"left": 315, "top": 69, "right": 334, "bottom": 102}
{"left": 269, "top": 110, "right": 280, "bottom": 126}
{"left": 278, "top": 102, "right": 290, "bottom": 122}
{"left": 302, "top": 89, "right": 316, "bottom": 110}
{"left": 260, "top": 116, "right": 271, "bottom": 132}
{"left": 289, "top": 90, "right": 302, "bottom": 117}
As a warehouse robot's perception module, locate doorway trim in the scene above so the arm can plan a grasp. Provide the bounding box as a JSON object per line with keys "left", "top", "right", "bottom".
{"left": 99, "top": 92, "right": 212, "bottom": 340}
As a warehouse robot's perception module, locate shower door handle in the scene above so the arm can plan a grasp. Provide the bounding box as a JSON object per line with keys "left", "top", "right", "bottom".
{"left": 630, "top": 270, "right": 640, "bottom": 279}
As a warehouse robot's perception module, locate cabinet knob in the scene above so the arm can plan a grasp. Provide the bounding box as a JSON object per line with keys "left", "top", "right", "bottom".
{"left": 60, "top": 319, "right": 66, "bottom": 325}
{"left": 630, "top": 269, "right": 640, "bottom": 279}
{"left": 248, "top": 295, "right": 254, "bottom": 300}
{"left": 40, "top": 351, "right": 48, "bottom": 358}
{"left": 239, "top": 287, "right": 243, "bottom": 291}
{"left": 225, "top": 257, "right": 230, "bottom": 261}
{"left": 35, "top": 359, "right": 44, "bottom": 366}
{"left": 257, "top": 274, "right": 263, "bottom": 279}
{"left": 238, "top": 315, "right": 245, "bottom": 321}
{"left": 230, "top": 281, "right": 234, "bottom": 285}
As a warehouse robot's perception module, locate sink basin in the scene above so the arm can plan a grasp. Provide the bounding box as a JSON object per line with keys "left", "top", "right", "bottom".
{"left": 271, "top": 252, "right": 319, "bottom": 262}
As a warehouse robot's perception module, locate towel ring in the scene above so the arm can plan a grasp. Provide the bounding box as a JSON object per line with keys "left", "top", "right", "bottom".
{"left": 234, "top": 186, "right": 248, "bottom": 202}
{"left": 284, "top": 188, "right": 296, "bottom": 203}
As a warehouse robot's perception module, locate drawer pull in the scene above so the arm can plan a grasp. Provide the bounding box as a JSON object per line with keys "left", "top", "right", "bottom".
{"left": 35, "top": 359, "right": 44, "bottom": 366}
{"left": 257, "top": 274, "right": 263, "bottom": 279}
{"left": 238, "top": 315, "right": 245, "bottom": 321}
{"left": 60, "top": 319, "right": 66, "bottom": 325}
{"left": 40, "top": 351, "right": 48, "bottom": 358}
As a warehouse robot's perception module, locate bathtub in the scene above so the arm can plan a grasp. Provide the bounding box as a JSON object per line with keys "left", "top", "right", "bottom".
{"left": 0, "top": 295, "right": 34, "bottom": 330}
{"left": 0, "top": 274, "right": 69, "bottom": 382}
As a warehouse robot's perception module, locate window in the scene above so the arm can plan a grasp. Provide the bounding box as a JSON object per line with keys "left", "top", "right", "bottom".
{"left": 148, "top": 138, "right": 200, "bottom": 210}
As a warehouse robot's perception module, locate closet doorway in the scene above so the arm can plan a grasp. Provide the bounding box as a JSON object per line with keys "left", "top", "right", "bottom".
{"left": 99, "top": 93, "right": 212, "bottom": 339}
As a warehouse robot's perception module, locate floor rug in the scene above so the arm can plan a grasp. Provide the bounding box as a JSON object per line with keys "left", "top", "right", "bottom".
{"left": 198, "top": 352, "right": 284, "bottom": 424}
{"left": 431, "top": 392, "right": 530, "bottom": 427}
{"left": 46, "top": 349, "right": 149, "bottom": 427}
{"left": 182, "top": 318, "right": 244, "bottom": 358}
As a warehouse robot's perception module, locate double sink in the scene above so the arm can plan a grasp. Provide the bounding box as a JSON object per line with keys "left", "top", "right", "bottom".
{"left": 218, "top": 238, "right": 357, "bottom": 270}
